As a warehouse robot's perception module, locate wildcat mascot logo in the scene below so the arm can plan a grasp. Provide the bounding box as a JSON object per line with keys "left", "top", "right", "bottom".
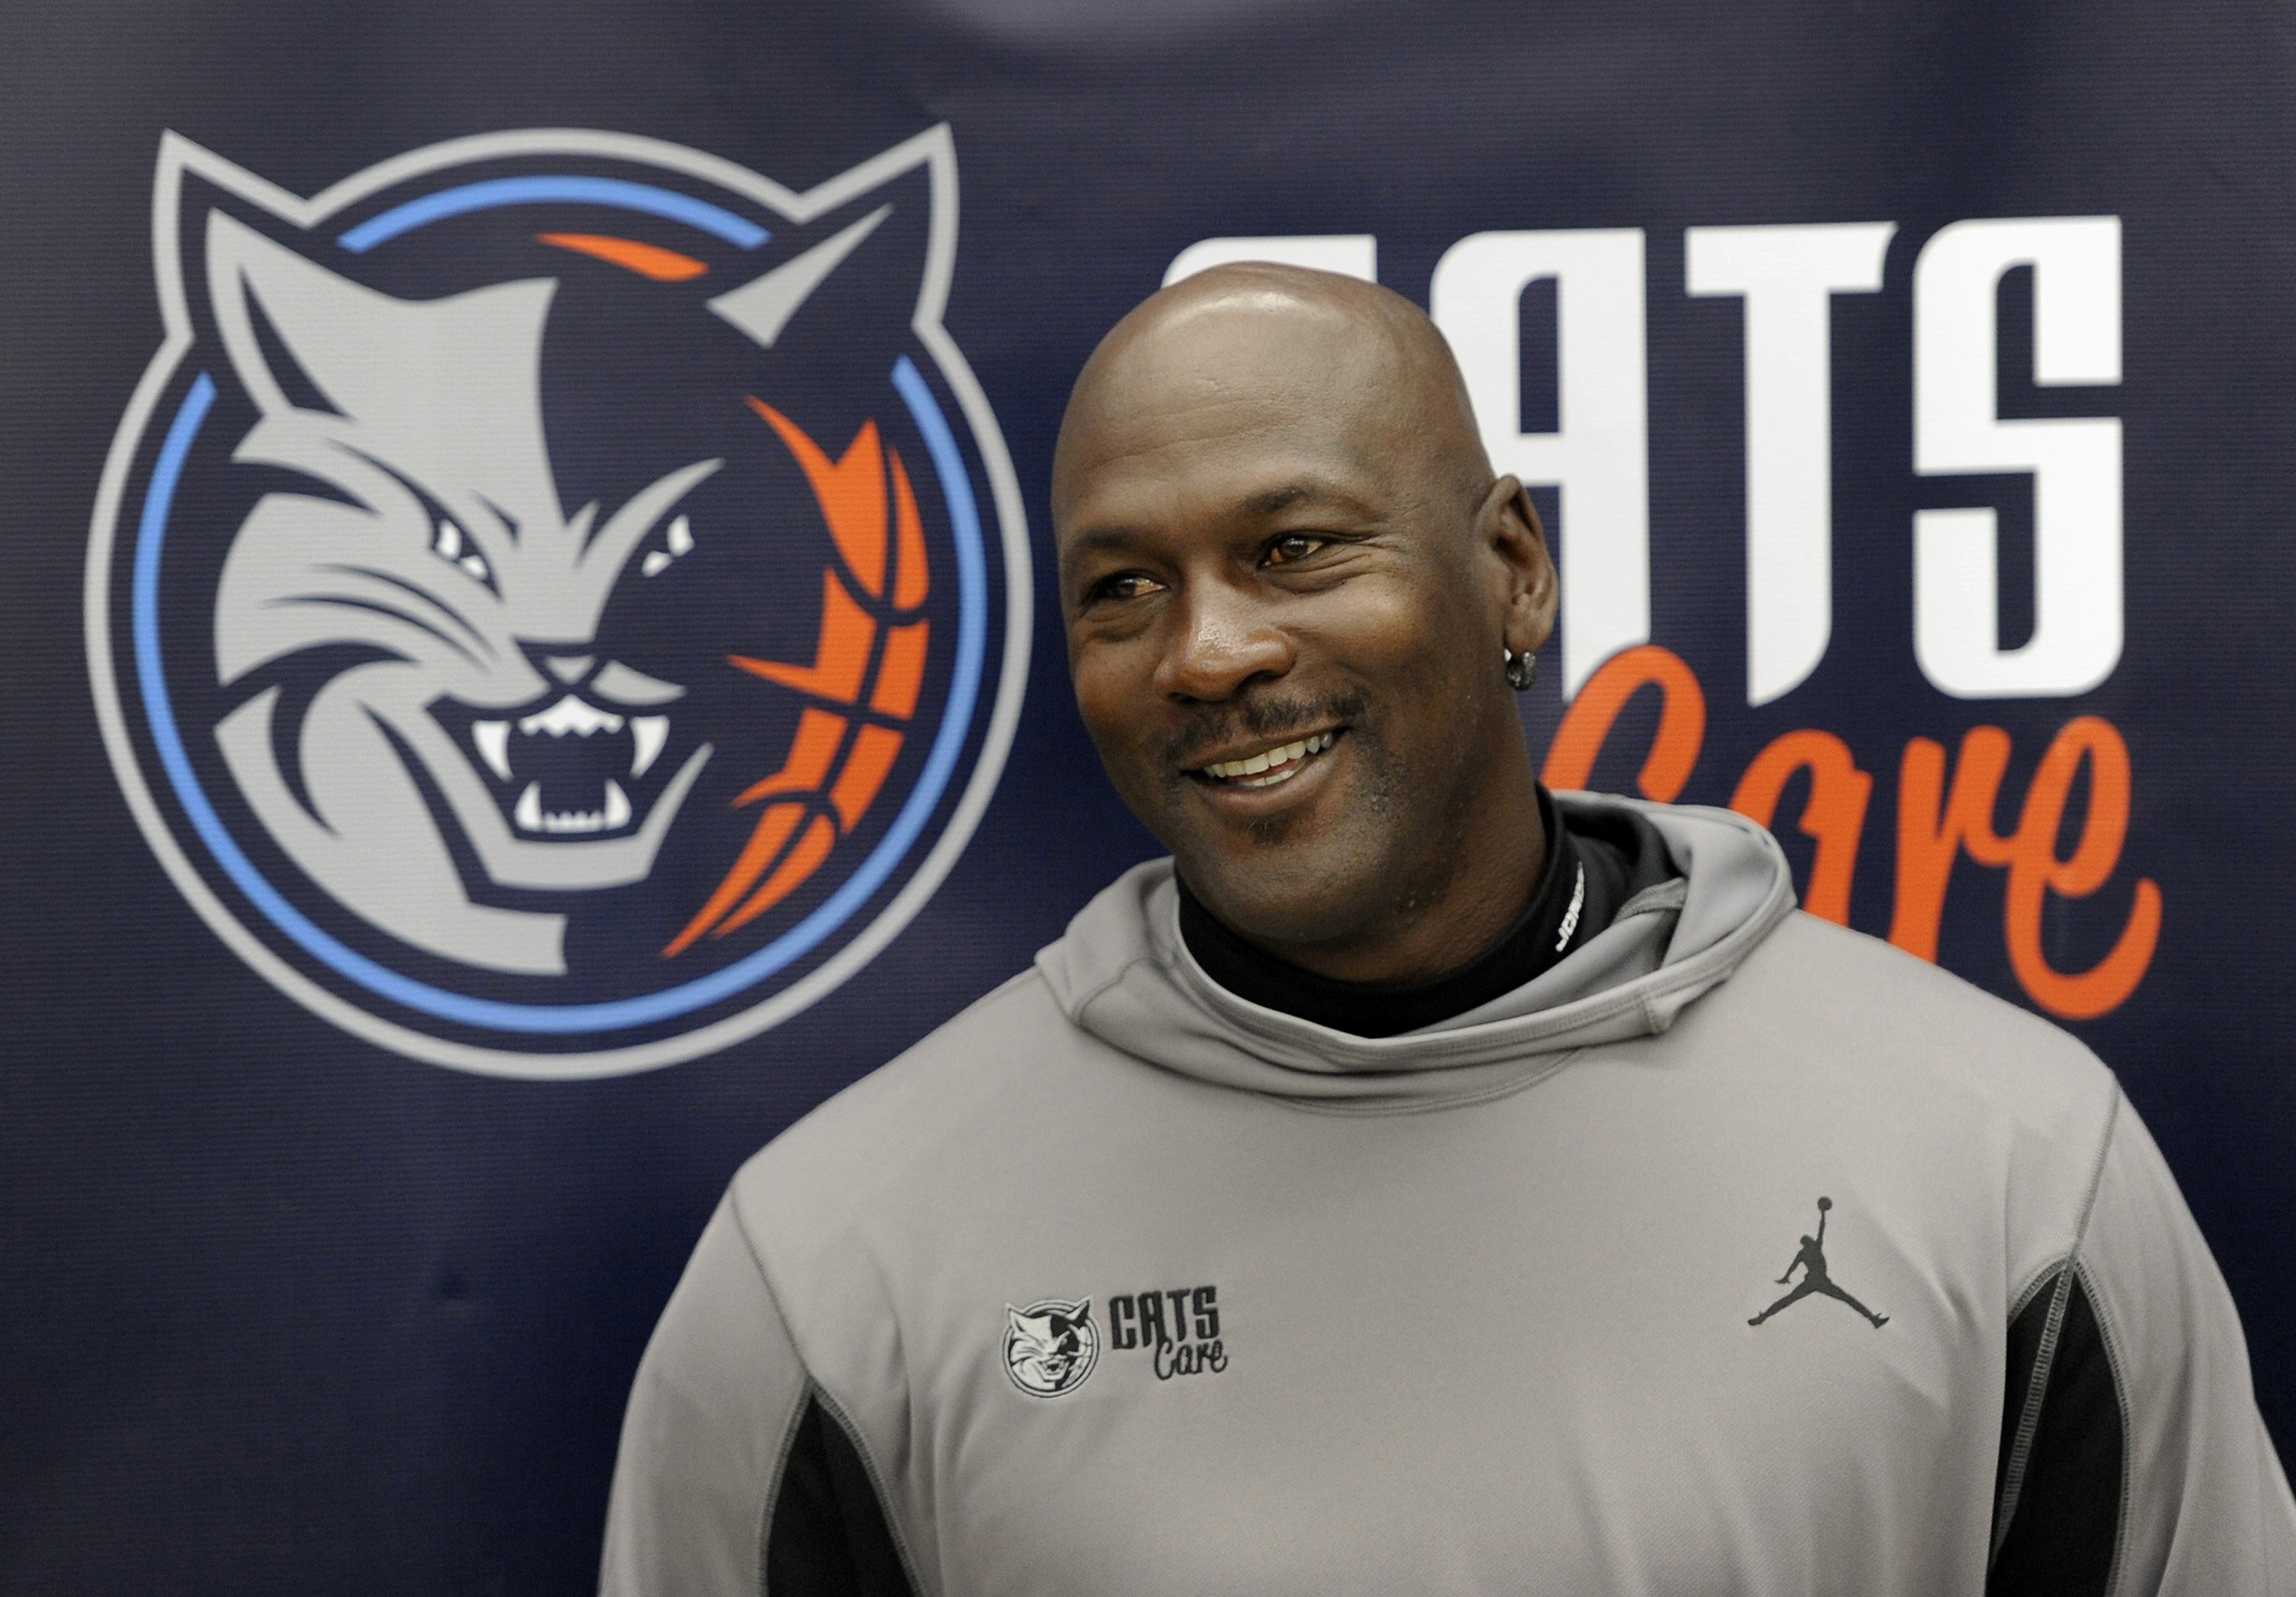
{"left": 87, "top": 129, "right": 1030, "bottom": 1077}
{"left": 1003, "top": 1299, "right": 1100, "bottom": 1398}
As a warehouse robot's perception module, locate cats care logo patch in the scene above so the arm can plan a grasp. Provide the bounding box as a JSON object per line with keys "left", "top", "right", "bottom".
{"left": 87, "top": 128, "right": 1029, "bottom": 1077}
{"left": 1003, "top": 1299, "right": 1101, "bottom": 1398}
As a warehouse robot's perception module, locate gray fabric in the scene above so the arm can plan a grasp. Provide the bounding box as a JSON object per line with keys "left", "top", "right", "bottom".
{"left": 599, "top": 1201, "right": 812, "bottom": 1594}
{"left": 1038, "top": 796, "right": 1795, "bottom": 1103}
{"left": 602, "top": 796, "right": 2296, "bottom": 1596}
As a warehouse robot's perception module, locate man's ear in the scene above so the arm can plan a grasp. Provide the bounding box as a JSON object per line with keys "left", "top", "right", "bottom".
{"left": 1484, "top": 475, "right": 1558, "bottom": 657}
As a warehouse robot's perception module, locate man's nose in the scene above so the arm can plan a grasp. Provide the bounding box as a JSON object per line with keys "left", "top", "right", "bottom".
{"left": 1153, "top": 579, "right": 1293, "bottom": 701}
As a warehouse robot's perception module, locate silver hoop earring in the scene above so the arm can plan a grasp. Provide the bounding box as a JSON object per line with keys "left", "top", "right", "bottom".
{"left": 1502, "top": 647, "right": 1538, "bottom": 692}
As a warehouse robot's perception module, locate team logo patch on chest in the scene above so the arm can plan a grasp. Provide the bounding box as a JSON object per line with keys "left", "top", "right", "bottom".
{"left": 1003, "top": 1299, "right": 1101, "bottom": 1397}
{"left": 1003, "top": 1285, "right": 1228, "bottom": 1396}
{"left": 1109, "top": 1285, "right": 1226, "bottom": 1379}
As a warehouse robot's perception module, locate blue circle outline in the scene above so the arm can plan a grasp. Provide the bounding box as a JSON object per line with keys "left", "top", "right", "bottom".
{"left": 132, "top": 346, "right": 989, "bottom": 1035}
{"left": 338, "top": 176, "right": 769, "bottom": 253}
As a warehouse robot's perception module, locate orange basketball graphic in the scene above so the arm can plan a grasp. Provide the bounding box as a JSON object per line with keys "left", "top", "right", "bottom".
{"left": 667, "top": 402, "right": 932, "bottom": 955}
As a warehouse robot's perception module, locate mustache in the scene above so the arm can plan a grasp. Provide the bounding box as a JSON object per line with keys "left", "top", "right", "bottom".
{"left": 1163, "top": 689, "right": 1367, "bottom": 770}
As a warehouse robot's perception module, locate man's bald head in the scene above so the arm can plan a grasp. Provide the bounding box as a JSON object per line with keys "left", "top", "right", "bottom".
{"left": 1052, "top": 263, "right": 1492, "bottom": 537}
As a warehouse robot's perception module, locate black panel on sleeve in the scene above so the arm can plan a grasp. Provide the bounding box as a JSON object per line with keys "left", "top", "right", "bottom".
{"left": 764, "top": 1394, "right": 919, "bottom": 1597}
{"left": 1993, "top": 1279, "right": 2053, "bottom": 1529}
{"left": 1988, "top": 1271, "right": 2126, "bottom": 1596}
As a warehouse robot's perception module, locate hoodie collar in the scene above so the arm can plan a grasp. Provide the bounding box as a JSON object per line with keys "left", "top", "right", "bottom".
{"left": 1035, "top": 794, "right": 1796, "bottom": 1107}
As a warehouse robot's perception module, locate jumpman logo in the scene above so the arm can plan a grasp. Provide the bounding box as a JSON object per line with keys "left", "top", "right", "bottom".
{"left": 1748, "top": 1196, "right": 1888, "bottom": 1329}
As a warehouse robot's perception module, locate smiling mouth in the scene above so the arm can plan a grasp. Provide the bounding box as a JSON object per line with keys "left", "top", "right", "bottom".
{"left": 1192, "top": 730, "right": 1340, "bottom": 790}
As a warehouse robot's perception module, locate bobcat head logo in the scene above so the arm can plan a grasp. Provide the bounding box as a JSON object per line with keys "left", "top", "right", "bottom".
{"left": 89, "top": 128, "right": 1029, "bottom": 1077}
{"left": 1004, "top": 1299, "right": 1100, "bottom": 1398}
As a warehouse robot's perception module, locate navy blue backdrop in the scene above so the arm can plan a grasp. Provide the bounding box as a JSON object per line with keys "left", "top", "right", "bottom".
{"left": 5, "top": 1, "right": 2292, "bottom": 1590}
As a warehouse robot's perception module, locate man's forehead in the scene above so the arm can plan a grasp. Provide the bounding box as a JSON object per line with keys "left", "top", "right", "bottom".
{"left": 1058, "top": 467, "right": 1386, "bottom": 562}
{"left": 1055, "top": 410, "right": 1391, "bottom": 549}
{"left": 1056, "top": 297, "right": 1415, "bottom": 523}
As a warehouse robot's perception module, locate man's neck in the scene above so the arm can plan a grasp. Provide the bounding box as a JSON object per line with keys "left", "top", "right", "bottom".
{"left": 1210, "top": 770, "right": 1550, "bottom": 986}
{"left": 1176, "top": 787, "right": 1652, "bottom": 1038}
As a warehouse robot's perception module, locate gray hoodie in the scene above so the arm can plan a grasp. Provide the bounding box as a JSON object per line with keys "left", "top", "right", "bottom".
{"left": 602, "top": 795, "right": 2296, "bottom": 1595}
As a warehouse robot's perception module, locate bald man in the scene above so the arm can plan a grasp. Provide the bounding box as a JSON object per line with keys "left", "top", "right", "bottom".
{"left": 601, "top": 267, "right": 2294, "bottom": 1595}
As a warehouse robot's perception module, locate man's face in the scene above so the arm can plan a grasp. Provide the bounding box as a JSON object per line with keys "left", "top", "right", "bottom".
{"left": 1053, "top": 297, "right": 1551, "bottom": 968}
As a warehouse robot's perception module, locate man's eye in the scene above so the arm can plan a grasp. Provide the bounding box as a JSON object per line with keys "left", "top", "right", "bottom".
{"left": 1264, "top": 533, "right": 1329, "bottom": 566}
{"left": 1088, "top": 572, "right": 1163, "bottom": 605}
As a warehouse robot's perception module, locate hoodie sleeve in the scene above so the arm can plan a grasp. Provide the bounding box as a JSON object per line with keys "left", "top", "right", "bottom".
{"left": 1988, "top": 1091, "right": 2296, "bottom": 1595}
{"left": 600, "top": 1197, "right": 802, "bottom": 1595}
{"left": 599, "top": 1198, "right": 920, "bottom": 1597}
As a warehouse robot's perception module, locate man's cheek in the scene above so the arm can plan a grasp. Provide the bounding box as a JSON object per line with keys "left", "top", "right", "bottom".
{"left": 1072, "top": 680, "right": 1143, "bottom": 757}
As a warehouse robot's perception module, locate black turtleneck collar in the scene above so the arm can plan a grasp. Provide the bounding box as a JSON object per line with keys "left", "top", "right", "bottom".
{"left": 1176, "top": 787, "right": 1664, "bottom": 1038}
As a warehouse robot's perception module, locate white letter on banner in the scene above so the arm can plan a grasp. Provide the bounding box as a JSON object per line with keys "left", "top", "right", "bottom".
{"left": 1431, "top": 230, "right": 1648, "bottom": 696}
{"left": 1686, "top": 222, "right": 1896, "bottom": 706}
{"left": 1913, "top": 217, "right": 2122, "bottom": 698}
{"left": 1163, "top": 236, "right": 1377, "bottom": 287}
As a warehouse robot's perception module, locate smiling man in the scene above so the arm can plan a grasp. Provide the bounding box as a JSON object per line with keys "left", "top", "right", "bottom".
{"left": 1056, "top": 267, "right": 1560, "bottom": 1001}
{"left": 601, "top": 266, "right": 2294, "bottom": 1595}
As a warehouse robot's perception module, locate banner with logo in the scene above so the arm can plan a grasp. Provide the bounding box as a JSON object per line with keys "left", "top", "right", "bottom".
{"left": 4, "top": 1, "right": 2289, "bottom": 1587}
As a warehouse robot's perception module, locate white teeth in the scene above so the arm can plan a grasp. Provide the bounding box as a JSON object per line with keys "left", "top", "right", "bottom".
{"left": 518, "top": 696, "right": 625, "bottom": 738}
{"left": 630, "top": 715, "right": 668, "bottom": 778}
{"left": 513, "top": 779, "right": 633, "bottom": 835}
{"left": 1202, "top": 730, "right": 1336, "bottom": 783}
{"left": 500, "top": 702, "right": 659, "bottom": 835}
{"left": 472, "top": 721, "right": 512, "bottom": 781}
